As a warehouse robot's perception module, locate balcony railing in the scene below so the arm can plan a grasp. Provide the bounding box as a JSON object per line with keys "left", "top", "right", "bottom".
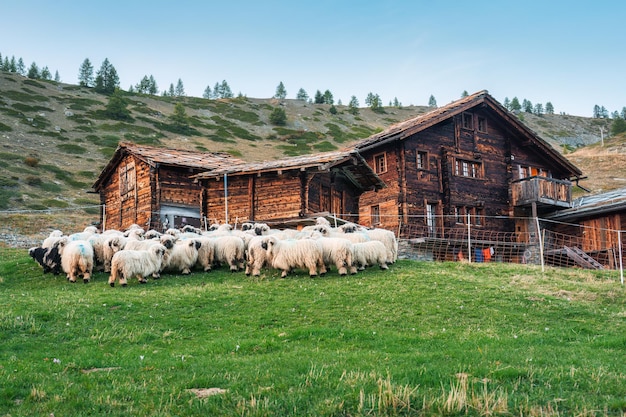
{"left": 512, "top": 176, "right": 572, "bottom": 208}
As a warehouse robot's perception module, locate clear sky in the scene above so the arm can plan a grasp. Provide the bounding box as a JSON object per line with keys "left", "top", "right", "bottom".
{"left": 1, "top": 0, "right": 624, "bottom": 117}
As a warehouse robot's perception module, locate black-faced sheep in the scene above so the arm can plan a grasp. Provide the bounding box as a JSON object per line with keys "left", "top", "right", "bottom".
{"left": 244, "top": 235, "right": 269, "bottom": 277}
{"left": 108, "top": 244, "right": 167, "bottom": 287}
{"left": 351, "top": 241, "right": 389, "bottom": 270}
{"left": 29, "top": 246, "right": 61, "bottom": 275}
{"left": 261, "top": 236, "right": 326, "bottom": 278}
{"left": 162, "top": 239, "right": 201, "bottom": 275}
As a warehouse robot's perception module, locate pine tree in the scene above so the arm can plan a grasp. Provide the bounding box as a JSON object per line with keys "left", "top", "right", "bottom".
{"left": 168, "top": 83, "right": 175, "bottom": 97}
{"left": 296, "top": 88, "right": 309, "bottom": 101}
{"left": 510, "top": 97, "right": 521, "bottom": 112}
{"left": 274, "top": 81, "right": 287, "bottom": 99}
{"left": 593, "top": 105, "right": 601, "bottom": 118}
{"left": 428, "top": 95, "right": 437, "bottom": 107}
{"left": 393, "top": 97, "right": 401, "bottom": 107}
{"left": 534, "top": 103, "right": 544, "bottom": 115}
{"left": 329, "top": 104, "right": 337, "bottom": 115}
{"left": 41, "top": 66, "right": 51, "bottom": 80}
{"left": 54, "top": 70, "right": 60, "bottom": 82}
{"left": 348, "top": 96, "right": 359, "bottom": 115}
{"left": 16, "top": 58, "right": 25, "bottom": 75}
{"left": 27, "top": 62, "right": 40, "bottom": 79}
{"left": 136, "top": 76, "right": 151, "bottom": 94}
{"left": 323, "top": 90, "right": 334, "bottom": 105}
{"left": 522, "top": 99, "right": 533, "bottom": 113}
{"left": 148, "top": 75, "right": 158, "bottom": 95}
{"left": 94, "top": 58, "right": 119, "bottom": 95}
{"left": 220, "top": 80, "right": 233, "bottom": 98}
{"left": 78, "top": 58, "right": 94, "bottom": 87}
{"left": 175, "top": 78, "right": 185, "bottom": 97}
{"left": 503, "top": 97, "right": 511, "bottom": 110}
{"left": 621, "top": 107, "right": 626, "bottom": 119}
{"left": 461, "top": 90, "right": 469, "bottom": 98}
{"left": 203, "top": 85, "right": 212, "bottom": 99}
{"left": 545, "top": 102, "right": 554, "bottom": 114}
{"left": 314, "top": 90, "right": 324, "bottom": 104}
{"left": 8, "top": 56, "right": 17, "bottom": 72}
{"left": 213, "top": 82, "right": 221, "bottom": 99}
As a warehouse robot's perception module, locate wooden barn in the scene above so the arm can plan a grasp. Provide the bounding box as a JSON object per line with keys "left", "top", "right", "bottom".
{"left": 193, "top": 150, "right": 385, "bottom": 227}
{"left": 352, "top": 90, "right": 584, "bottom": 258}
{"left": 92, "top": 142, "right": 243, "bottom": 231}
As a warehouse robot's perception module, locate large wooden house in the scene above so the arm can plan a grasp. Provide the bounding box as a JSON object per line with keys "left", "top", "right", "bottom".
{"left": 193, "top": 150, "right": 385, "bottom": 226}
{"left": 92, "top": 142, "right": 243, "bottom": 231}
{"left": 353, "top": 90, "right": 584, "bottom": 237}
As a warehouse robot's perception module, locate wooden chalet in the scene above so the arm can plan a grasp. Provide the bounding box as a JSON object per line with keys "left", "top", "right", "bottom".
{"left": 92, "top": 142, "right": 243, "bottom": 231}
{"left": 193, "top": 150, "right": 385, "bottom": 227}
{"left": 352, "top": 90, "right": 584, "bottom": 242}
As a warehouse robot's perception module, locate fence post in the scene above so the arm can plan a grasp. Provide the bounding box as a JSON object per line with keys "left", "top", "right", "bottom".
{"left": 619, "top": 230, "right": 624, "bottom": 285}
{"left": 536, "top": 216, "right": 545, "bottom": 272}
{"left": 102, "top": 204, "right": 106, "bottom": 232}
{"left": 467, "top": 213, "right": 472, "bottom": 263}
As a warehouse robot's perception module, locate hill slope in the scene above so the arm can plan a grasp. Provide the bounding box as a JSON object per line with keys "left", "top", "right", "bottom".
{"left": 0, "top": 71, "right": 617, "bottom": 213}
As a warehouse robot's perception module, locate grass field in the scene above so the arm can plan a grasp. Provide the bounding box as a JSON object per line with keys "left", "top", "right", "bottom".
{"left": 1, "top": 247, "right": 625, "bottom": 416}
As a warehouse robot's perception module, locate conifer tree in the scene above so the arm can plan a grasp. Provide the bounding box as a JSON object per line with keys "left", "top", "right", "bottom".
{"left": 296, "top": 88, "right": 309, "bottom": 101}
{"left": 16, "top": 58, "right": 25, "bottom": 75}
{"left": 41, "top": 66, "right": 51, "bottom": 80}
{"left": 314, "top": 90, "right": 324, "bottom": 104}
{"left": 348, "top": 96, "right": 359, "bottom": 115}
{"left": 274, "top": 81, "right": 287, "bottom": 99}
{"left": 175, "top": 78, "right": 185, "bottom": 97}
{"left": 323, "top": 90, "right": 334, "bottom": 105}
{"left": 428, "top": 94, "right": 437, "bottom": 107}
{"left": 78, "top": 58, "right": 94, "bottom": 87}
{"left": 27, "top": 62, "right": 40, "bottom": 79}
{"left": 54, "top": 70, "right": 61, "bottom": 82}
{"left": 203, "top": 85, "right": 212, "bottom": 99}
{"left": 148, "top": 75, "right": 158, "bottom": 95}
{"left": 545, "top": 102, "right": 554, "bottom": 114}
{"left": 94, "top": 58, "right": 119, "bottom": 95}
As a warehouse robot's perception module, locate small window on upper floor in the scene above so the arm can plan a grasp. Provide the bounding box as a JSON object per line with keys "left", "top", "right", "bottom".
{"left": 374, "top": 153, "right": 387, "bottom": 174}
{"left": 119, "top": 162, "right": 136, "bottom": 196}
{"left": 455, "top": 158, "right": 483, "bottom": 179}
{"left": 462, "top": 112, "right": 473, "bottom": 130}
{"left": 477, "top": 116, "right": 487, "bottom": 133}
{"left": 416, "top": 151, "right": 428, "bottom": 170}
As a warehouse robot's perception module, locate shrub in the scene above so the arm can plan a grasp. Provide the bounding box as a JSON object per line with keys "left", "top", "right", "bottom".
{"left": 25, "top": 175, "right": 43, "bottom": 186}
{"left": 24, "top": 157, "right": 39, "bottom": 167}
{"left": 269, "top": 107, "right": 287, "bottom": 125}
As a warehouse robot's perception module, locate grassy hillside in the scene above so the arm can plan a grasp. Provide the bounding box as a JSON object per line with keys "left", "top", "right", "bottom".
{"left": 1, "top": 250, "right": 625, "bottom": 416}
{"left": 0, "top": 71, "right": 619, "bottom": 215}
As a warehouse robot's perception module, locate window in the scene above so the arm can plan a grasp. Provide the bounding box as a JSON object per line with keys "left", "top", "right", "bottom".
{"left": 454, "top": 206, "right": 465, "bottom": 224}
{"left": 455, "top": 159, "right": 482, "bottom": 178}
{"left": 472, "top": 207, "right": 485, "bottom": 226}
{"left": 119, "top": 162, "right": 135, "bottom": 196}
{"left": 371, "top": 205, "right": 381, "bottom": 225}
{"left": 462, "top": 112, "right": 473, "bottom": 130}
{"left": 416, "top": 151, "right": 428, "bottom": 170}
{"left": 477, "top": 116, "right": 487, "bottom": 133}
{"left": 374, "top": 153, "right": 387, "bottom": 174}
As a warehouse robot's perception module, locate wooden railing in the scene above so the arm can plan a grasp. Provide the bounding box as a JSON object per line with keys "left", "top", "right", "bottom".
{"left": 511, "top": 176, "right": 572, "bottom": 208}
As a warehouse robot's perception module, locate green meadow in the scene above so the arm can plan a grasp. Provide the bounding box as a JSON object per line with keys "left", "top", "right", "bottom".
{"left": 1, "top": 247, "right": 624, "bottom": 416}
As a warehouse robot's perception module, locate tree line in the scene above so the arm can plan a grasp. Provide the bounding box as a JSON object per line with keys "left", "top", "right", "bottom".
{"left": 2, "top": 51, "right": 625, "bottom": 128}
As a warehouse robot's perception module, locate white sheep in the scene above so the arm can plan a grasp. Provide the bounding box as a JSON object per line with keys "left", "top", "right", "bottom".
{"left": 102, "top": 235, "right": 128, "bottom": 273}
{"left": 211, "top": 235, "right": 246, "bottom": 272}
{"left": 352, "top": 241, "right": 389, "bottom": 270}
{"left": 363, "top": 228, "right": 398, "bottom": 264}
{"left": 310, "top": 236, "right": 356, "bottom": 276}
{"left": 68, "top": 225, "right": 99, "bottom": 241}
{"left": 244, "top": 235, "right": 269, "bottom": 277}
{"left": 42, "top": 229, "right": 64, "bottom": 248}
{"left": 162, "top": 239, "right": 201, "bottom": 275}
{"left": 55, "top": 238, "right": 95, "bottom": 283}
{"left": 193, "top": 236, "right": 216, "bottom": 272}
{"left": 261, "top": 236, "right": 326, "bottom": 278}
{"left": 108, "top": 244, "right": 167, "bottom": 287}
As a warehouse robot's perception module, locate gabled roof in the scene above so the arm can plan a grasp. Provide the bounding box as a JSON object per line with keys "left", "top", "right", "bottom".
{"left": 193, "top": 149, "right": 386, "bottom": 191}
{"left": 93, "top": 142, "right": 243, "bottom": 190}
{"left": 547, "top": 187, "right": 626, "bottom": 221}
{"left": 354, "top": 90, "right": 583, "bottom": 179}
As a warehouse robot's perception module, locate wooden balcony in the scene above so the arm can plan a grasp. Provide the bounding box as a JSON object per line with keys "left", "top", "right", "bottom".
{"left": 512, "top": 176, "right": 572, "bottom": 208}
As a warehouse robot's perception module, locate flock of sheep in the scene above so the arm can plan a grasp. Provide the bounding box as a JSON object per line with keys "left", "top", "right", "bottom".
{"left": 28, "top": 218, "right": 398, "bottom": 287}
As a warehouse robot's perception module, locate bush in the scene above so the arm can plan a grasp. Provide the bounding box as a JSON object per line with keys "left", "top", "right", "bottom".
{"left": 24, "top": 157, "right": 39, "bottom": 167}
{"left": 611, "top": 118, "right": 626, "bottom": 135}
{"left": 269, "top": 107, "right": 287, "bottom": 126}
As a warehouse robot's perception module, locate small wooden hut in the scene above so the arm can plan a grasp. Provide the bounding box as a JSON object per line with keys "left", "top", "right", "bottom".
{"left": 92, "top": 142, "right": 243, "bottom": 231}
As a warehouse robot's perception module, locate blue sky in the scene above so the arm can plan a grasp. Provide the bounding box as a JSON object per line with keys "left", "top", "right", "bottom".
{"left": 1, "top": 0, "right": 624, "bottom": 117}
